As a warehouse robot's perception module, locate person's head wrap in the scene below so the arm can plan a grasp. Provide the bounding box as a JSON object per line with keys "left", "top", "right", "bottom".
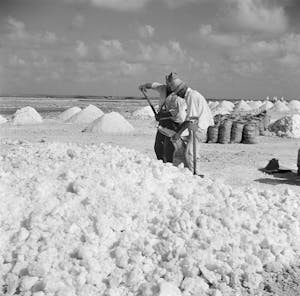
{"left": 165, "top": 72, "right": 187, "bottom": 94}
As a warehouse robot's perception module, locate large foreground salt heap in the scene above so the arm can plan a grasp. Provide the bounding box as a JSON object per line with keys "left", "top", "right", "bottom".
{"left": 83, "top": 111, "right": 134, "bottom": 134}
{"left": 269, "top": 114, "right": 300, "bottom": 138}
{"left": 0, "top": 115, "right": 7, "bottom": 124}
{"left": 58, "top": 106, "right": 81, "bottom": 122}
{"left": 67, "top": 104, "right": 104, "bottom": 124}
{"left": 1, "top": 142, "right": 300, "bottom": 296}
{"left": 12, "top": 106, "right": 43, "bottom": 125}
{"left": 132, "top": 106, "right": 155, "bottom": 119}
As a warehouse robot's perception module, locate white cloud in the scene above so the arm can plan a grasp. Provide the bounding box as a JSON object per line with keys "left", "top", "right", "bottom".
{"left": 198, "top": 24, "right": 245, "bottom": 47}
{"left": 75, "top": 41, "right": 88, "bottom": 57}
{"left": 137, "top": 40, "right": 187, "bottom": 65}
{"left": 6, "top": 17, "right": 57, "bottom": 44}
{"left": 163, "top": 0, "right": 198, "bottom": 9}
{"left": 119, "top": 61, "right": 146, "bottom": 76}
{"left": 7, "top": 17, "right": 26, "bottom": 40}
{"left": 89, "top": 0, "right": 149, "bottom": 11}
{"left": 9, "top": 55, "right": 26, "bottom": 67}
{"left": 231, "top": 61, "right": 263, "bottom": 76}
{"left": 31, "top": 51, "right": 48, "bottom": 67}
{"left": 98, "top": 39, "right": 124, "bottom": 60}
{"left": 278, "top": 54, "right": 300, "bottom": 68}
{"left": 72, "top": 14, "right": 84, "bottom": 28}
{"left": 138, "top": 25, "right": 155, "bottom": 39}
{"left": 281, "top": 33, "right": 300, "bottom": 54}
{"left": 76, "top": 62, "right": 99, "bottom": 82}
{"left": 42, "top": 32, "right": 57, "bottom": 44}
{"left": 225, "top": 0, "right": 288, "bottom": 34}
{"left": 50, "top": 71, "right": 62, "bottom": 80}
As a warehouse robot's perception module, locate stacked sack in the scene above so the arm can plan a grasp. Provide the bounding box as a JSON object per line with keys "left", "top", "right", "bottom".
{"left": 218, "top": 120, "right": 233, "bottom": 144}
{"left": 206, "top": 111, "right": 270, "bottom": 144}
{"left": 230, "top": 121, "right": 245, "bottom": 143}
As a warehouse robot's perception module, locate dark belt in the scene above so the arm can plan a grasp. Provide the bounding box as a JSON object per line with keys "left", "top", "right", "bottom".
{"left": 158, "top": 119, "right": 181, "bottom": 132}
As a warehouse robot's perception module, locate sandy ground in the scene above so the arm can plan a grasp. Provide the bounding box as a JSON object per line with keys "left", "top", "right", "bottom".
{"left": 1, "top": 117, "right": 300, "bottom": 195}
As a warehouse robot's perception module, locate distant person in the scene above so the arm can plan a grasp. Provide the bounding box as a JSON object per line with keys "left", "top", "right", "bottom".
{"left": 138, "top": 77, "right": 186, "bottom": 163}
{"left": 169, "top": 72, "right": 214, "bottom": 174}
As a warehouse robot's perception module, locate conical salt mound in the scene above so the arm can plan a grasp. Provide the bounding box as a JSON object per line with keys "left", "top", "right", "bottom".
{"left": 234, "top": 100, "right": 251, "bottom": 112}
{"left": 220, "top": 100, "right": 234, "bottom": 111}
{"left": 58, "top": 106, "right": 81, "bottom": 121}
{"left": 83, "top": 112, "right": 134, "bottom": 134}
{"left": 261, "top": 101, "right": 273, "bottom": 110}
{"left": 288, "top": 100, "right": 300, "bottom": 111}
{"left": 0, "top": 115, "right": 7, "bottom": 124}
{"left": 208, "top": 101, "right": 219, "bottom": 109}
{"left": 67, "top": 104, "right": 104, "bottom": 124}
{"left": 211, "top": 104, "right": 230, "bottom": 116}
{"left": 270, "top": 101, "right": 289, "bottom": 113}
{"left": 12, "top": 106, "right": 43, "bottom": 125}
{"left": 269, "top": 114, "right": 300, "bottom": 138}
{"left": 248, "top": 101, "right": 262, "bottom": 109}
{"left": 132, "top": 106, "right": 154, "bottom": 119}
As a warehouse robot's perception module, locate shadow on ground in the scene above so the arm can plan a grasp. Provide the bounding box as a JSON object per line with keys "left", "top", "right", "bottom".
{"left": 255, "top": 170, "right": 300, "bottom": 186}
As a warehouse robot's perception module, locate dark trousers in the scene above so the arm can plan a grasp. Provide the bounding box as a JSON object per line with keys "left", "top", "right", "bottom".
{"left": 154, "top": 131, "right": 175, "bottom": 163}
{"left": 154, "top": 130, "right": 167, "bottom": 161}
{"left": 154, "top": 120, "right": 180, "bottom": 163}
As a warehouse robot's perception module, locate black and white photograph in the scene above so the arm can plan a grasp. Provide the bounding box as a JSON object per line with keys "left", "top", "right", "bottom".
{"left": 1, "top": 0, "right": 300, "bottom": 295}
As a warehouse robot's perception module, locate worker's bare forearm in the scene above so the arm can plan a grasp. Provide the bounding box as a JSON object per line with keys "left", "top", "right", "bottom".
{"left": 141, "top": 83, "right": 153, "bottom": 89}
{"left": 177, "top": 121, "right": 191, "bottom": 136}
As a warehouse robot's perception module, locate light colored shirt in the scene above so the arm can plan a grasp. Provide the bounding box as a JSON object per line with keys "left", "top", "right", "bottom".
{"left": 164, "top": 94, "right": 187, "bottom": 123}
{"left": 184, "top": 87, "right": 214, "bottom": 130}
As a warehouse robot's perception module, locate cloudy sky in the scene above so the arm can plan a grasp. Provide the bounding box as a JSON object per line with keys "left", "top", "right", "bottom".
{"left": 0, "top": 0, "right": 300, "bottom": 98}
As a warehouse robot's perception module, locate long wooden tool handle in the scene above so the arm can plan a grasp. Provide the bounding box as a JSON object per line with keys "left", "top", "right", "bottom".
{"left": 192, "top": 129, "right": 197, "bottom": 175}
{"left": 141, "top": 90, "right": 157, "bottom": 116}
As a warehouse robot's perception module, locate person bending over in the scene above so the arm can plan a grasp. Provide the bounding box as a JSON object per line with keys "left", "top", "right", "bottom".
{"left": 168, "top": 73, "right": 214, "bottom": 174}
{"left": 139, "top": 77, "right": 186, "bottom": 162}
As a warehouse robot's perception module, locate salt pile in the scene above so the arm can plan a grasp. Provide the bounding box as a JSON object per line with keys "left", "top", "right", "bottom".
{"left": 83, "top": 111, "right": 134, "bottom": 134}
{"left": 211, "top": 101, "right": 233, "bottom": 116}
{"left": 132, "top": 106, "right": 155, "bottom": 119}
{"left": 12, "top": 106, "right": 43, "bottom": 125}
{"left": 248, "top": 101, "right": 262, "bottom": 110}
{"left": 261, "top": 101, "right": 274, "bottom": 111}
{"left": 270, "top": 101, "right": 290, "bottom": 113}
{"left": 1, "top": 142, "right": 300, "bottom": 296}
{"left": 208, "top": 101, "right": 219, "bottom": 109}
{"left": 0, "top": 115, "right": 7, "bottom": 124}
{"left": 58, "top": 107, "right": 81, "bottom": 122}
{"left": 220, "top": 100, "right": 234, "bottom": 111}
{"left": 211, "top": 106, "right": 230, "bottom": 116}
{"left": 234, "top": 100, "right": 252, "bottom": 112}
{"left": 67, "top": 104, "right": 104, "bottom": 124}
{"left": 269, "top": 114, "right": 300, "bottom": 138}
{"left": 288, "top": 100, "right": 300, "bottom": 111}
